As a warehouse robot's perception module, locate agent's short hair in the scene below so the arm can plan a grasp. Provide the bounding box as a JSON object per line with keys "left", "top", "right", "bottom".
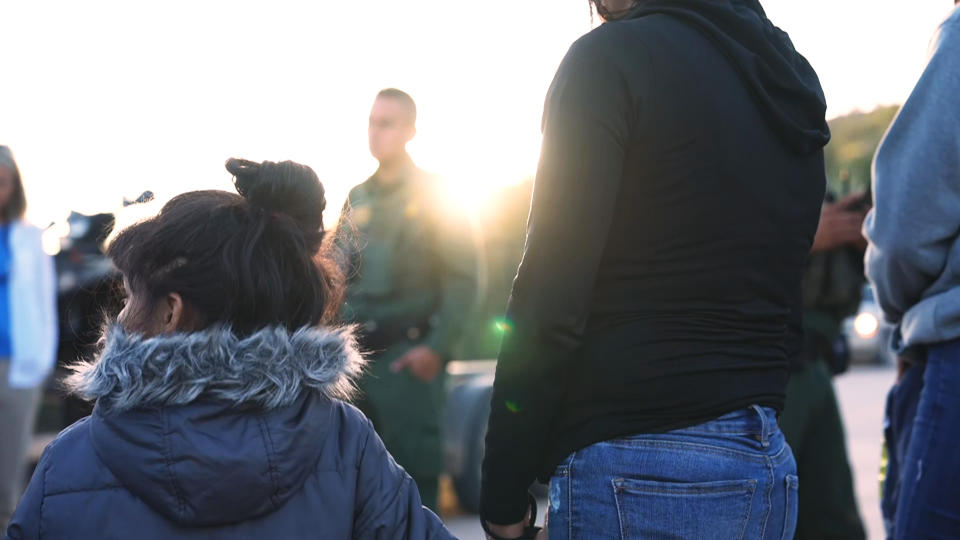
{"left": 376, "top": 88, "right": 417, "bottom": 126}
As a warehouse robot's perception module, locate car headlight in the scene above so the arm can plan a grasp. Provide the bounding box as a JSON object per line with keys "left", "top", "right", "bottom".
{"left": 854, "top": 312, "right": 879, "bottom": 339}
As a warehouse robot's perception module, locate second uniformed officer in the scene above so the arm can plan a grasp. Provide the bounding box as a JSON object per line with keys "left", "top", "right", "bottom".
{"left": 337, "top": 89, "right": 478, "bottom": 511}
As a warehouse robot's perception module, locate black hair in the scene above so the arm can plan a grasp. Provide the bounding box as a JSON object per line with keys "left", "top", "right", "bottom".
{"left": 0, "top": 146, "right": 28, "bottom": 222}
{"left": 376, "top": 88, "right": 417, "bottom": 125}
{"left": 589, "top": 0, "right": 636, "bottom": 21}
{"left": 107, "top": 158, "right": 343, "bottom": 335}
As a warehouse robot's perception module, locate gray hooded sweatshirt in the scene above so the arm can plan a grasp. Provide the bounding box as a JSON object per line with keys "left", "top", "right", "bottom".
{"left": 865, "top": 6, "right": 960, "bottom": 351}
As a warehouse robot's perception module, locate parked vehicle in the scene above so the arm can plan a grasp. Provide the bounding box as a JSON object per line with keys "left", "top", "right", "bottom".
{"left": 842, "top": 284, "right": 895, "bottom": 366}
{"left": 32, "top": 195, "right": 154, "bottom": 452}
{"left": 443, "top": 360, "right": 495, "bottom": 513}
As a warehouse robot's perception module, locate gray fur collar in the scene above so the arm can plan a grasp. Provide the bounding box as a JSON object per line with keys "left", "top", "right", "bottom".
{"left": 67, "top": 325, "right": 365, "bottom": 414}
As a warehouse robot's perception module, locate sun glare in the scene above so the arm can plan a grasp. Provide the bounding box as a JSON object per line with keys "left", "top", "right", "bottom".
{"left": 1, "top": 1, "right": 954, "bottom": 226}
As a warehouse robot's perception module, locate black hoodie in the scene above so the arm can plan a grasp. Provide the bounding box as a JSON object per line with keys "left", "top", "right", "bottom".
{"left": 627, "top": 0, "right": 830, "bottom": 154}
{"left": 481, "top": 0, "right": 829, "bottom": 525}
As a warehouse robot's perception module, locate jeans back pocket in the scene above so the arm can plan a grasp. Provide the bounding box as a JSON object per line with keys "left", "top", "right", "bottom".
{"left": 612, "top": 477, "right": 757, "bottom": 540}
{"left": 780, "top": 475, "right": 799, "bottom": 540}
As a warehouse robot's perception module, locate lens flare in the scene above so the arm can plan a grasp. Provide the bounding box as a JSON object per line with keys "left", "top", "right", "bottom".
{"left": 41, "top": 222, "right": 69, "bottom": 256}
{"left": 493, "top": 318, "right": 514, "bottom": 335}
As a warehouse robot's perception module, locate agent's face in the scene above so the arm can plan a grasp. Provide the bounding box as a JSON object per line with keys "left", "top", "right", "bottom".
{"left": 368, "top": 97, "right": 415, "bottom": 163}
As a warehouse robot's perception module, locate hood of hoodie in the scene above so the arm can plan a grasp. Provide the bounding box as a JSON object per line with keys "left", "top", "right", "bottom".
{"left": 625, "top": 0, "right": 830, "bottom": 154}
{"left": 66, "top": 325, "right": 365, "bottom": 527}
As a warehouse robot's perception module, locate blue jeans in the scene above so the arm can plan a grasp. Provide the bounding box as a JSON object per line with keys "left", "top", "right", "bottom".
{"left": 882, "top": 339, "right": 960, "bottom": 539}
{"left": 547, "top": 406, "right": 797, "bottom": 539}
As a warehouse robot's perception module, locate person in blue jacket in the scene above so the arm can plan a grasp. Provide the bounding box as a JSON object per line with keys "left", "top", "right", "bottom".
{"left": 3, "top": 158, "right": 453, "bottom": 540}
{"left": 0, "top": 146, "right": 57, "bottom": 532}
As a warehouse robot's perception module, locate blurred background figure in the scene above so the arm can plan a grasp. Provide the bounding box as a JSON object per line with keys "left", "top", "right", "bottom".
{"left": 781, "top": 190, "right": 870, "bottom": 540}
{"left": 337, "top": 89, "right": 479, "bottom": 511}
{"left": 0, "top": 146, "right": 57, "bottom": 531}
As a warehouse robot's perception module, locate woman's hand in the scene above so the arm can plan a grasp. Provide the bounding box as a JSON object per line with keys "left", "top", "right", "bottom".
{"left": 484, "top": 521, "right": 548, "bottom": 540}
{"left": 484, "top": 504, "right": 544, "bottom": 540}
{"left": 485, "top": 521, "right": 526, "bottom": 539}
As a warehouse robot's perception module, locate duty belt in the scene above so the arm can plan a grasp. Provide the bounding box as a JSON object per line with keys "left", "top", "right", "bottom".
{"left": 358, "top": 318, "right": 432, "bottom": 353}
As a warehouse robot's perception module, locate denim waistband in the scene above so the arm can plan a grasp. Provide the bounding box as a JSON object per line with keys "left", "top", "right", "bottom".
{"left": 670, "top": 405, "right": 779, "bottom": 447}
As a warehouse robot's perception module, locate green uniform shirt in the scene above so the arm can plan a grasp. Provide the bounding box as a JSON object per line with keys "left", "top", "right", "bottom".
{"left": 337, "top": 158, "right": 479, "bottom": 362}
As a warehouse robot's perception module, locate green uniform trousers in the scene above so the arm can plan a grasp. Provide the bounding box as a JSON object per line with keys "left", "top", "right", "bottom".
{"left": 355, "top": 344, "right": 445, "bottom": 512}
{"left": 781, "top": 360, "right": 865, "bottom": 540}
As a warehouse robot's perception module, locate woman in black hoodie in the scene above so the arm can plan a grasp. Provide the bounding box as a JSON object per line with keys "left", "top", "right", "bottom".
{"left": 480, "top": 1, "right": 830, "bottom": 538}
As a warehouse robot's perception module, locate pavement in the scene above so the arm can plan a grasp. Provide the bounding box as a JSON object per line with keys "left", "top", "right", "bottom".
{"left": 834, "top": 364, "right": 895, "bottom": 540}
{"left": 444, "top": 363, "right": 895, "bottom": 539}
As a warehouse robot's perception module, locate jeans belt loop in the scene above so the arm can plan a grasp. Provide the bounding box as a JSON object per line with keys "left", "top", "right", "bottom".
{"left": 751, "top": 404, "right": 771, "bottom": 448}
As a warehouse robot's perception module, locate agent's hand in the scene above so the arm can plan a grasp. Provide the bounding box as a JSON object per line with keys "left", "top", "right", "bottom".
{"left": 811, "top": 192, "right": 870, "bottom": 253}
{"left": 391, "top": 346, "right": 443, "bottom": 382}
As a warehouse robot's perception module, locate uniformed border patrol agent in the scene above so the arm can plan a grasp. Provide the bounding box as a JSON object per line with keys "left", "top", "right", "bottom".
{"left": 781, "top": 190, "right": 869, "bottom": 540}
{"left": 337, "top": 89, "right": 478, "bottom": 511}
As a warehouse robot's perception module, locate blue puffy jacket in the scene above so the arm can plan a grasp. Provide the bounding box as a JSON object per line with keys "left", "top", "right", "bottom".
{"left": 4, "top": 325, "right": 453, "bottom": 540}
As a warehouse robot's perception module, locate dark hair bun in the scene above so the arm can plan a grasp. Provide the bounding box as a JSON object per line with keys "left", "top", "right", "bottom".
{"left": 106, "top": 159, "right": 343, "bottom": 335}
{"left": 226, "top": 158, "right": 327, "bottom": 246}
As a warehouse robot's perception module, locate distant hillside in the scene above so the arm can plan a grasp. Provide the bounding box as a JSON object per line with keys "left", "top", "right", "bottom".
{"left": 824, "top": 105, "right": 899, "bottom": 194}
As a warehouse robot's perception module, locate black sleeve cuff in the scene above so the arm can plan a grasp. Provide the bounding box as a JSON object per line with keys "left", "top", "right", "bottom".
{"left": 479, "top": 481, "right": 533, "bottom": 526}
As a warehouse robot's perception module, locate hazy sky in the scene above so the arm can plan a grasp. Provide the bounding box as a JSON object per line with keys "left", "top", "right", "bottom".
{"left": 1, "top": 0, "right": 955, "bottom": 226}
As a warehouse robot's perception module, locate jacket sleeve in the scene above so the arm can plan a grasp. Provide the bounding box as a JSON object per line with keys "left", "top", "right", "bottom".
{"left": 353, "top": 418, "right": 453, "bottom": 540}
{"left": 480, "top": 36, "right": 634, "bottom": 524}
{"left": 424, "top": 200, "right": 480, "bottom": 361}
{"left": 39, "top": 237, "right": 58, "bottom": 372}
{"left": 864, "top": 17, "right": 960, "bottom": 324}
{"left": 8, "top": 225, "right": 58, "bottom": 389}
{"left": 3, "top": 445, "right": 50, "bottom": 540}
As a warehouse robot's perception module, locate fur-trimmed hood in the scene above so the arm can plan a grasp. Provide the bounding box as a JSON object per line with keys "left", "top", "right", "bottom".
{"left": 68, "top": 324, "right": 365, "bottom": 414}
{"left": 63, "top": 324, "right": 370, "bottom": 527}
